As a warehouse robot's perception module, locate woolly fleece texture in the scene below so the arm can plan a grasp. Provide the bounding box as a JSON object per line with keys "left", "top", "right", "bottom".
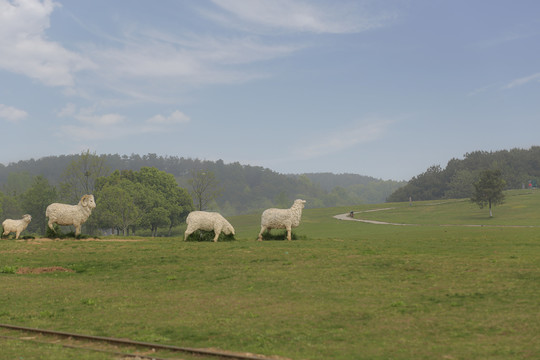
{"left": 184, "top": 211, "right": 235, "bottom": 242}
{"left": 46, "top": 194, "right": 96, "bottom": 236}
{"left": 2, "top": 214, "right": 32, "bottom": 239}
{"left": 257, "top": 199, "right": 306, "bottom": 241}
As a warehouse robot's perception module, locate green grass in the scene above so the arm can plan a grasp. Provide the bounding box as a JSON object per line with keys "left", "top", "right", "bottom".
{"left": 1, "top": 190, "right": 540, "bottom": 359}
{"left": 354, "top": 189, "right": 540, "bottom": 226}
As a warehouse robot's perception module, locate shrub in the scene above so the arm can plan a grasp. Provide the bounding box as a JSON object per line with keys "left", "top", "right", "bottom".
{"left": 45, "top": 225, "right": 94, "bottom": 239}
{"left": 45, "top": 224, "right": 63, "bottom": 238}
{"left": 184, "top": 230, "right": 235, "bottom": 242}
{"left": 0, "top": 266, "right": 18, "bottom": 274}
{"left": 260, "top": 230, "right": 305, "bottom": 241}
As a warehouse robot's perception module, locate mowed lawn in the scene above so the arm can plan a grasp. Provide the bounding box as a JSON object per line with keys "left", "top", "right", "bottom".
{"left": 1, "top": 190, "right": 540, "bottom": 359}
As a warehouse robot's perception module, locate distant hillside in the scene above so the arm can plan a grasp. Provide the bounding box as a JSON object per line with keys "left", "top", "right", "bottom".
{"left": 297, "top": 173, "right": 381, "bottom": 191}
{"left": 387, "top": 146, "right": 540, "bottom": 202}
{"left": 0, "top": 154, "right": 405, "bottom": 215}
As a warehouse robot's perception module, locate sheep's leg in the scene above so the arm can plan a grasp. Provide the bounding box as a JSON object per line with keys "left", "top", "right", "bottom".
{"left": 286, "top": 226, "right": 292, "bottom": 241}
{"left": 184, "top": 228, "right": 193, "bottom": 241}
{"left": 213, "top": 225, "right": 221, "bottom": 242}
{"left": 257, "top": 225, "right": 267, "bottom": 241}
{"left": 47, "top": 220, "right": 55, "bottom": 231}
{"left": 74, "top": 224, "right": 81, "bottom": 236}
{"left": 15, "top": 231, "right": 21, "bottom": 240}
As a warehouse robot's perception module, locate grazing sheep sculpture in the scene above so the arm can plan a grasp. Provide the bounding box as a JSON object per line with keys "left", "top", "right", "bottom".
{"left": 184, "top": 211, "right": 235, "bottom": 242}
{"left": 2, "top": 214, "right": 32, "bottom": 239}
{"left": 46, "top": 194, "right": 96, "bottom": 236}
{"left": 257, "top": 199, "right": 306, "bottom": 241}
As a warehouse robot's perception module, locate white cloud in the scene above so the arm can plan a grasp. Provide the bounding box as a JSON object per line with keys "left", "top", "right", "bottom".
{"left": 0, "top": 0, "right": 94, "bottom": 87}
{"left": 0, "top": 0, "right": 395, "bottom": 107}
{"left": 294, "top": 118, "right": 393, "bottom": 159}
{"left": 503, "top": 73, "right": 540, "bottom": 89}
{"left": 475, "top": 33, "right": 527, "bottom": 49}
{"left": 59, "top": 115, "right": 129, "bottom": 141}
{"left": 57, "top": 103, "right": 77, "bottom": 117}
{"left": 58, "top": 104, "right": 125, "bottom": 125}
{"left": 59, "top": 124, "right": 117, "bottom": 141}
{"left": 57, "top": 105, "right": 190, "bottom": 141}
{"left": 147, "top": 110, "right": 190, "bottom": 125}
{"left": 87, "top": 31, "right": 297, "bottom": 88}
{"left": 83, "top": 1, "right": 393, "bottom": 95}
{"left": 56, "top": 104, "right": 127, "bottom": 140}
{"left": 75, "top": 112, "right": 125, "bottom": 126}
{"left": 0, "top": 104, "right": 28, "bottom": 122}
{"left": 467, "top": 86, "right": 488, "bottom": 97}
{"left": 0, "top": 0, "right": 393, "bottom": 103}
{"left": 209, "top": 0, "right": 396, "bottom": 34}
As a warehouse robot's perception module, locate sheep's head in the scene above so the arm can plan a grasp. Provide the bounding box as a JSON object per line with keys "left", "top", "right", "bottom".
{"left": 294, "top": 199, "right": 306, "bottom": 209}
{"left": 23, "top": 214, "right": 32, "bottom": 222}
{"left": 81, "top": 194, "right": 97, "bottom": 209}
{"left": 224, "top": 223, "right": 235, "bottom": 235}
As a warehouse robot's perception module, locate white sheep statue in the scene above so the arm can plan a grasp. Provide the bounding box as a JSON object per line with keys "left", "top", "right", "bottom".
{"left": 46, "top": 194, "right": 96, "bottom": 236}
{"left": 257, "top": 199, "right": 306, "bottom": 241}
{"left": 184, "top": 211, "right": 235, "bottom": 242}
{"left": 2, "top": 214, "right": 32, "bottom": 239}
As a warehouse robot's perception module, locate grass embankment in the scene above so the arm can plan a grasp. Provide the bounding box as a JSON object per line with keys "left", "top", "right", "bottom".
{"left": 1, "top": 190, "right": 539, "bottom": 359}
{"left": 354, "top": 189, "right": 540, "bottom": 226}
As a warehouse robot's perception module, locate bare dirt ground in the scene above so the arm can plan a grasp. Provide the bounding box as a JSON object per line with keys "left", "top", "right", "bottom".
{"left": 15, "top": 266, "right": 75, "bottom": 274}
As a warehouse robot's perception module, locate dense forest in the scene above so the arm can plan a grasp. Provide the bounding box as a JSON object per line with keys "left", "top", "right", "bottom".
{"left": 0, "top": 153, "right": 405, "bottom": 220}
{"left": 387, "top": 146, "right": 540, "bottom": 202}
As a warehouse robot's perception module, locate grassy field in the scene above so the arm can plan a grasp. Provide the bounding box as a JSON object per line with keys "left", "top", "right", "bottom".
{"left": 1, "top": 190, "right": 540, "bottom": 359}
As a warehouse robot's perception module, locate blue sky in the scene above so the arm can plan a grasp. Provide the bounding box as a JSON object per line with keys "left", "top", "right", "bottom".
{"left": 1, "top": 0, "right": 539, "bottom": 181}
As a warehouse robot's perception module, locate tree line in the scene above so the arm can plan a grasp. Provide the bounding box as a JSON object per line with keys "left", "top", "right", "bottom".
{"left": 0, "top": 153, "right": 405, "bottom": 227}
{"left": 0, "top": 153, "right": 194, "bottom": 237}
{"left": 387, "top": 146, "right": 540, "bottom": 202}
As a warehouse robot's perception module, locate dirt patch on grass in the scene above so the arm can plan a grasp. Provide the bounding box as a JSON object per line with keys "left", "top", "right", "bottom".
{"left": 16, "top": 266, "right": 75, "bottom": 274}
{"left": 78, "top": 238, "right": 144, "bottom": 242}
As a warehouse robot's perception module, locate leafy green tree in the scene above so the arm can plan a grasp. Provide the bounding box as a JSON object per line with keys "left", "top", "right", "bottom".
{"left": 326, "top": 186, "right": 354, "bottom": 207}
{"left": 3, "top": 172, "right": 33, "bottom": 196}
{"left": 1, "top": 172, "right": 34, "bottom": 221}
{"left": 1, "top": 194, "right": 22, "bottom": 220}
{"left": 188, "top": 169, "right": 222, "bottom": 211}
{"left": 275, "top": 191, "right": 290, "bottom": 208}
{"left": 387, "top": 165, "right": 445, "bottom": 202}
{"left": 445, "top": 170, "right": 476, "bottom": 199}
{"left": 20, "top": 176, "right": 57, "bottom": 234}
{"left": 136, "top": 186, "right": 168, "bottom": 234}
{"left": 135, "top": 167, "right": 192, "bottom": 234}
{"left": 471, "top": 169, "right": 506, "bottom": 217}
{"left": 94, "top": 183, "right": 140, "bottom": 236}
{"left": 94, "top": 168, "right": 192, "bottom": 235}
{"left": 142, "top": 207, "right": 171, "bottom": 237}
{"left": 164, "top": 186, "right": 192, "bottom": 235}
{"left": 60, "top": 150, "right": 109, "bottom": 203}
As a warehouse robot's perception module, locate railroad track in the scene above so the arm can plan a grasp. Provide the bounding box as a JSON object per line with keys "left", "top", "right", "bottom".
{"left": 0, "top": 323, "right": 282, "bottom": 360}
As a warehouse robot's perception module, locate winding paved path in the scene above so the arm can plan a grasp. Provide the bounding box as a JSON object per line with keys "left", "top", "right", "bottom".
{"left": 333, "top": 208, "right": 539, "bottom": 228}
{"left": 333, "top": 208, "right": 417, "bottom": 226}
